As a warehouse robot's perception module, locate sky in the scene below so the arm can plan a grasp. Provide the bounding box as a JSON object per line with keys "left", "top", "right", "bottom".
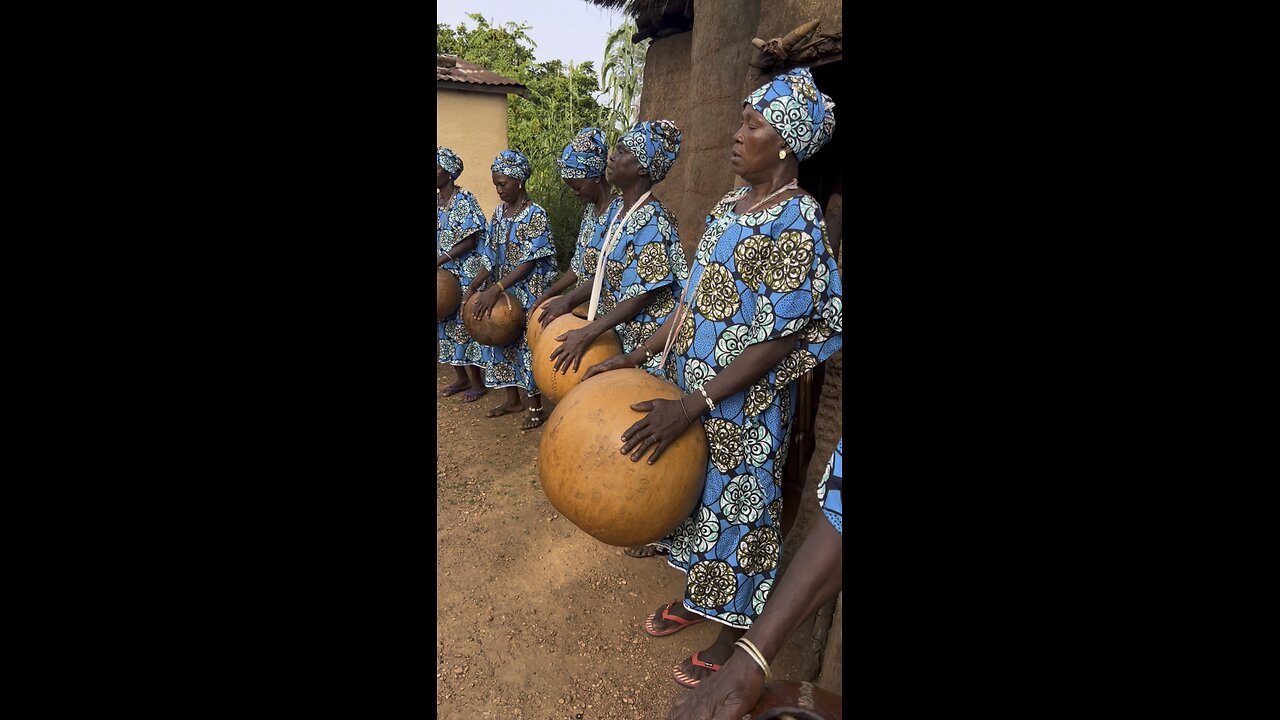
{"left": 436, "top": 0, "right": 627, "bottom": 68}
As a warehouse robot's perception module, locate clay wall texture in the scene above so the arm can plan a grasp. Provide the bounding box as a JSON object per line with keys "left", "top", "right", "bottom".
{"left": 436, "top": 89, "right": 510, "bottom": 217}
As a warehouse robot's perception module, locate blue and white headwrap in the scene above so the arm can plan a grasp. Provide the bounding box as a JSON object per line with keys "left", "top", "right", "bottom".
{"left": 744, "top": 67, "right": 836, "bottom": 162}
{"left": 490, "top": 150, "right": 531, "bottom": 181}
{"left": 558, "top": 127, "right": 608, "bottom": 179}
{"left": 619, "top": 120, "right": 682, "bottom": 184}
{"left": 437, "top": 146, "right": 463, "bottom": 180}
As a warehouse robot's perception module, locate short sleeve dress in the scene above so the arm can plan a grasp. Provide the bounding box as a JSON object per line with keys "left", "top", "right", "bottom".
{"left": 570, "top": 202, "right": 613, "bottom": 290}
{"left": 591, "top": 196, "right": 688, "bottom": 363}
{"left": 479, "top": 201, "right": 558, "bottom": 392}
{"left": 437, "top": 187, "right": 488, "bottom": 368}
{"left": 652, "top": 186, "right": 843, "bottom": 629}
{"left": 816, "top": 439, "right": 843, "bottom": 536}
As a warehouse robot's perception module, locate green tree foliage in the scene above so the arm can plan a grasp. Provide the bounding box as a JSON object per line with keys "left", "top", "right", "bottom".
{"left": 437, "top": 14, "right": 611, "bottom": 269}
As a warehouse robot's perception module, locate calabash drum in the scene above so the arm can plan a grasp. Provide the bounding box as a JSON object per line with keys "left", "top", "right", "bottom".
{"left": 525, "top": 295, "right": 560, "bottom": 353}
{"left": 746, "top": 681, "right": 842, "bottom": 720}
{"left": 437, "top": 269, "right": 461, "bottom": 320}
{"left": 462, "top": 290, "right": 526, "bottom": 346}
{"left": 532, "top": 313, "right": 622, "bottom": 405}
{"left": 538, "top": 368, "right": 707, "bottom": 547}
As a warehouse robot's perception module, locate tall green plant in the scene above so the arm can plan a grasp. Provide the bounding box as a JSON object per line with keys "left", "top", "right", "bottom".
{"left": 600, "top": 19, "right": 648, "bottom": 149}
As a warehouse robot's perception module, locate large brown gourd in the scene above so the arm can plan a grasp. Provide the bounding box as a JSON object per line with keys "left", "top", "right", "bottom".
{"left": 532, "top": 304, "right": 622, "bottom": 404}
{"left": 524, "top": 295, "right": 560, "bottom": 352}
{"left": 538, "top": 368, "right": 707, "bottom": 547}
{"left": 437, "top": 269, "right": 461, "bottom": 320}
{"left": 462, "top": 290, "right": 526, "bottom": 346}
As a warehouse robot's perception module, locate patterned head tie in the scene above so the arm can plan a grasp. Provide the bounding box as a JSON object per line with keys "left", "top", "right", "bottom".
{"left": 558, "top": 127, "right": 608, "bottom": 179}
{"left": 620, "top": 120, "right": 682, "bottom": 184}
{"left": 437, "top": 146, "right": 463, "bottom": 180}
{"left": 744, "top": 67, "right": 836, "bottom": 162}
{"left": 491, "top": 150, "right": 531, "bottom": 181}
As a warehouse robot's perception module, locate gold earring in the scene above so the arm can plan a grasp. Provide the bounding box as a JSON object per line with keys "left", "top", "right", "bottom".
{"left": 779, "top": 150, "right": 787, "bottom": 160}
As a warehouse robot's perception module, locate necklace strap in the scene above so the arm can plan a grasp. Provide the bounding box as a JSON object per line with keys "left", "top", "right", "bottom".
{"left": 744, "top": 179, "right": 799, "bottom": 214}
{"left": 658, "top": 182, "right": 794, "bottom": 372}
{"left": 586, "top": 191, "right": 652, "bottom": 323}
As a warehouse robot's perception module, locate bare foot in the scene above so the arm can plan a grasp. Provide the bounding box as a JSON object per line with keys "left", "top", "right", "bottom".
{"left": 442, "top": 381, "right": 471, "bottom": 397}
{"left": 644, "top": 601, "right": 707, "bottom": 636}
{"left": 461, "top": 388, "right": 486, "bottom": 403}
{"left": 672, "top": 648, "right": 732, "bottom": 688}
{"left": 520, "top": 407, "right": 545, "bottom": 429}
{"left": 487, "top": 402, "right": 522, "bottom": 418}
{"left": 625, "top": 545, "right": 658, "bottom": 557}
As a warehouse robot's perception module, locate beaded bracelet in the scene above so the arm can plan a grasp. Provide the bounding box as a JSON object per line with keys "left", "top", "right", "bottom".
{"left": 734, "top": 638, "right": 773, "bottom": 684}
{"left": 678, "top": 397, "right": 695, "bottom": 426}
{"left": 699, "top": 386, "right": 715, "bottom": 412}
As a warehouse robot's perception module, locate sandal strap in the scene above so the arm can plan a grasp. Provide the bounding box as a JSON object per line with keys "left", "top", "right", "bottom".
{"left": 690, "top": 652, "right": 722, "bottom": 672}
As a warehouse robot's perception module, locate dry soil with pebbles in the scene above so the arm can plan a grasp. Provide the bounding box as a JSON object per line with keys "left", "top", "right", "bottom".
{"left": 436, "top": 365, "right": 721, "bottom": 720}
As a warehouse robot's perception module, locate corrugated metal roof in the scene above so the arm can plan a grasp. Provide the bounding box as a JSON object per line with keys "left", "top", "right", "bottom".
{"left": 436, "top": 55, "right": 529, "bottom": 98}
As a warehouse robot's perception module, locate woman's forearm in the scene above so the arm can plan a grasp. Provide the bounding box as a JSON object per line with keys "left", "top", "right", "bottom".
{"left": 542, "top": 270, "right": 578, "bottom": 300}
{"left": 446, "top": 231, "right": 480, "bottom": 258}
{"left": 562, "top": 282, "right": 593, "bottom": 308}
{"left": 691, "top": 334, "right": 797, "bottom": 411}
{"left": 587, "top": 289, "right": 658, "bottom": 338}
{"left": 742, "top": 518, "right": 842, "bottom": 662}
{"left": 495, "top": 259, "right": 537, "bottom": 290}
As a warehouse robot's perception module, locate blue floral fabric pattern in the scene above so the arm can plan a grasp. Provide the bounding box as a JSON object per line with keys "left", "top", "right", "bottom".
{"left": 592, "top": 195, "right": 687, "bottom": 362}
{"left": 816, "top": 439, "right": 843, "bottom": 535}
{"left": 490, "top": 150, "right": 531, "bottom": 181}
{"left": 437, "top": 187, "right": 488, "bottom": 367}
{"left": 479, "top": 201, "right": 557, "bottom": 390}
{"left": 437, "top": 146, "right": 463, "bottom": 180}
{"left": 558, "top": 127, "right": 608, "bottom": 179}
{"left": 619, "top": 120, "right": 682, "bottom": 183}
{"left": 744, "top": 67, "right": 836, "bottom": 162}
{"left": 570, "top": 202, "right": 614, "bottom": 289}
{"left": 653, "top": 186, "right": 842, "bottom": 629}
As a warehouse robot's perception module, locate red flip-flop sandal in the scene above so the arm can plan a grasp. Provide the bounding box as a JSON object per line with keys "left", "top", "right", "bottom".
{"left": 672, "top": 652, "right": 722, "bottom": 688}
{"left": 644, "top": 602, "right": 708, "bottom": 637}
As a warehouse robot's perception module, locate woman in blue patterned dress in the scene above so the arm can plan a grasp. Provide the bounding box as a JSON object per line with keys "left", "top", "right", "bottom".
{"left": 547, "top": 120, "right": 688, "bottom": 376}
{"left": 466, "top": 150, "right": 558, "bottom": 430}
{"left": 583, "top": 67, "right": 841, "bottom": 688}
{"left": 668, "top": 439, "right": 843, "bottom": 718}
{"left": 545, "top": 120, "right": 690, "bottom": 560}
{"left": 532, "top": 128, "right": 615, "bottom": 326}
{"left": 436, "top": 146, "right": 490, "bottom": 400}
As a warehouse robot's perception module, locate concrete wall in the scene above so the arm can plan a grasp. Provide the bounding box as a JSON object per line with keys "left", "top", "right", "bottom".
{"left": 436, "top": 88, "right": 510, "bottom": 218}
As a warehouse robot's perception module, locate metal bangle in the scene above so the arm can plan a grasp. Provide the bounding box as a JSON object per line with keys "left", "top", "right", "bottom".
{"left": 734, "top": 638, "right": 773, "bottom": 684}
{"left": 679, "top": 397, "right": 695, "bottom": 426}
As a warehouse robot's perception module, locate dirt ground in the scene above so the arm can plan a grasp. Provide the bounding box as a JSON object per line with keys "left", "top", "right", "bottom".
{"left": 436, "top": 365, "right": 726, "bottom": 720}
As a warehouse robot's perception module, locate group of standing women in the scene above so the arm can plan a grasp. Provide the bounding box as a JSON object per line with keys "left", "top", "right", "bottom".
{"left": 436, "top": 147, "right": 555, "bottom": 429}
{"left": 437, "top": 66, "right": 843, "bottom": 701}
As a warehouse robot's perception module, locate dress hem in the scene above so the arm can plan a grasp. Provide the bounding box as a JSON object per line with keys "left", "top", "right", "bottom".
{"left": 650, "top": 542, "right": 755, "bottom": 630}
